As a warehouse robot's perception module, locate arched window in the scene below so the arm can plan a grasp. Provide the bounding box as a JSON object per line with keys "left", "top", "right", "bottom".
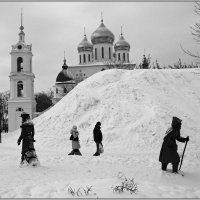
{"left": 95, "top": 48, "right": 97, "bottom": 60}
{"left": 109, "top": 47, "right": 111, "bottom": 59}
{"left": 63, "top": 87, "right": 67, "bottom": 93}
{"left": 83, "top": 54, "right": 86, "bottom": 63}
{"left": 17, "top": 81, "right": 23, "bottom": 97}
{"left": 79, "top": 55, "right": 81, "bottom": 64}
{"left": 127, "top": 53, "right": 129, "bottom": 62}
{"left": 123, "top": 53, "right": 126, "bottom": 62}
{"left": 16, "top": 107, "right": 24, "bottom": 112}
{"left": 102, "top": 47, "right": 104, "bottom": 59}
{"left": 17, "top": 57, "right": 23, "bottom": 72}
{"left": 88, "top": 54, "right": 90, "bottom": 62}
{"left": 118, "top": 53, "right": 121, "bottom": 61}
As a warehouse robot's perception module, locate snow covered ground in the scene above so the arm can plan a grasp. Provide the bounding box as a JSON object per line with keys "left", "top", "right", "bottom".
{"left": 1, "top": 68, "right": 200, "bottom": 198}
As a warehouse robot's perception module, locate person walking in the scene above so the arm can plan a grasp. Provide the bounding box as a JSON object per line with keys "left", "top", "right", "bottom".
{"left": 93, "top": 121, "right": 103, "bottom": 156}
{"left": 17, "top": 112, "right": 39, "bottom": 166}
{"left": 68, "top": 125, "right": 82, "bottom": 156}
{"left": 159, "top": 116, "right": 189, "bottom": 173}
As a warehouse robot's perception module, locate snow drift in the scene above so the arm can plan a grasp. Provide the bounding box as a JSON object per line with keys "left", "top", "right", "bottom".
{"left": 1, "top": 68, "right": 200, "bottom": 198}
{"left": 33, "top": 68, "right": 200, "bottom": 155}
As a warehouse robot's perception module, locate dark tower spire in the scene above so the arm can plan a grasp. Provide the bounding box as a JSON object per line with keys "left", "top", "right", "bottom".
{"left": 19, "top": 8, "right": 25, "bottom": 42}
{"left": 62, "top": 51, "right": 68, "bottom": 69}
{"left": 84, "top": 27, "right": 86, "bottom": 37}
{"left": 101, "top": 12, "right": 103, "bottom": 23}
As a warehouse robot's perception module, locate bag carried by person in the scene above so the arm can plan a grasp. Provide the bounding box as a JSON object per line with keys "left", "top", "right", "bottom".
{"left": 99, "top": 143, "right": 104, "bottom": 153}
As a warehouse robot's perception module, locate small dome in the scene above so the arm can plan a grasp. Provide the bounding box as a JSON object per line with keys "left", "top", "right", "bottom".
{"left": 56, "top": 60, "right": 75, "bottom": 83}
{"left": 77, "top": 35, "right": 93, "bottom": 53}
{"left": 91, "top": 20, "right": 115, "bottom": 45}
{"left": 114, "top": 34, "right": 130, "bottom": 51}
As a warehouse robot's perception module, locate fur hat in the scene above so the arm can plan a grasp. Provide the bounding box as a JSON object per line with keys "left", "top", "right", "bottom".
{"left": 20, "top": 112, "right": 30, "bottom": 118}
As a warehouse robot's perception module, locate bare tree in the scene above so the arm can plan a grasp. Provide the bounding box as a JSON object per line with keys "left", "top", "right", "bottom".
{"left": 181, "top": 2, "right": 200, "bottom": 65}
{"left": 0, "top": 91, "right": 9, "bottom": 132}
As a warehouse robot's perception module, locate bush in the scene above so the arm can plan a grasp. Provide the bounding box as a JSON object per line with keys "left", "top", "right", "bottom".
{"left": 68, "top": 185, "right": 93, "bottom": 197}
{"left": 112, "top": 176, "right": 138, "bottom": 194}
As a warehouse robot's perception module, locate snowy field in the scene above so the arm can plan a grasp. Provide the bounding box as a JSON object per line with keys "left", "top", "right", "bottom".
{"left": 0, "top": 68, "right": 200, "bottom": 198}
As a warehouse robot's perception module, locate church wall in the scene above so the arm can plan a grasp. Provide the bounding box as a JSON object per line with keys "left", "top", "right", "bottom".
{"left": 8, "top": 100, "right": 35, "bottom": 132}
{"left": 79, "top": 51, "right": 93, "bottom": 64}
{"left": 115, "top": 50, "right": 129, "bottom": 63}
{"left": 69, "top": 64, "right": 106, "bottom": 82}
{"left": 93, "top": 43, "right": 113, "bottom": 62}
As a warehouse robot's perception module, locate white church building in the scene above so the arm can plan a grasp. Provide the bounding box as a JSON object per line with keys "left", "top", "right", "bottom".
{"left": 8, "top": 14, "right": 36, "bottom": 132}
{"left": 53, "top": 17, "right": 134, "bottom": 103}
{"left": 7, "top": 14, "right": 134, "bottom": 131}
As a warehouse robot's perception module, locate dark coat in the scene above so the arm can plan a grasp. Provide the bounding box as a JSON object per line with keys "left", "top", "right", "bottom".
{"left": 93, "top": 125, "right": 103, "bottom": 143}
{"left": 18, "top": 120, "right": 35, "bottom": 155}
{"left": 159, "top": 127, "right": 186, "bottom": 163}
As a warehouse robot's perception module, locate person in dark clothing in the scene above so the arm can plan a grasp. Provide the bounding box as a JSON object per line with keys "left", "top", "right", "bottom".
{"left": 93, "top": 121, "right": 103, "bottom": 156}
{"left": 17, "top": 112, "right": 38, "bottom": 166}
{"left": 159, "top": 116, "right": 189, "bottom": 173}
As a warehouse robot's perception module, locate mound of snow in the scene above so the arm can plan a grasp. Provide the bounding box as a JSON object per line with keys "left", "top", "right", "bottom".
{"left": 1, "top": 68, "right": 200, "bottom": 198}
{"left": 4, "top": 69, "right": 200, "bottom": 155}
{"left": 24, "top": 68, "right": 200, "bottom": 155}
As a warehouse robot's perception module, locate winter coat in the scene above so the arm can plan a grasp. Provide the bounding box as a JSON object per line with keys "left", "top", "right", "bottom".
{"left": 70, "top": 129, "right": 80, "bottom": 150}
{"left": 159, "top": 127, "right": 186, "bottom": 163}
{"left": 93, "top": 125, "right": 103, "bottom": 143}
{"left": 18, "top": 120, "right": 35, "bottom": 155}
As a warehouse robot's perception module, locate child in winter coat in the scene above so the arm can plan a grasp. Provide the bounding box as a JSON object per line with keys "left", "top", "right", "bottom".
{"left": 159, "top": 116, "right": 189, "bottom": 173}
{"left": 68, "top": 125, "right": 82, "bottom": 156}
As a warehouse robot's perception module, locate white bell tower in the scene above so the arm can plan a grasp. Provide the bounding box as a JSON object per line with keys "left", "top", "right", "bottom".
{"left": 8, "top": 10, "right": 36, "bottom": 132}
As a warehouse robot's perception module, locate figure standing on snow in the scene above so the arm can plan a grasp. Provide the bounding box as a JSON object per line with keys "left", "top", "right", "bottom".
{"left": 17, "top": 112, "right": 39, "bottom": 166}
{"left": 93, "top": 121, "right": 103, "bottom": 156}
{"left": 159, "top": 116, "right": 189, "bottom": 173}
{"left": 68, "top": 125, "right": 82, "bottom": 156}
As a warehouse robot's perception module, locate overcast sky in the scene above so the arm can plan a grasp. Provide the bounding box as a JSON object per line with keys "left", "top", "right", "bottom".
{"left": 0, "top": 2, "right": 198, "bottom": 93}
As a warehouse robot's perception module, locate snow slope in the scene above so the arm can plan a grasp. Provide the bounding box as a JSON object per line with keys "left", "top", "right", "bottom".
{"left": 0, "top": 68, "right": 200, "bottom": 198}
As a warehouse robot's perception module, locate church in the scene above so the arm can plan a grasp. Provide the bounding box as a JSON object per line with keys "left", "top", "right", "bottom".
{"left": 7, "top": 14, "right": 133, "bottom": 131}
{"left": 53, "top": 17, "right": 133, "bottom": 104}
{"left": 8, "top": 12, "right": 36, "bottom": 131}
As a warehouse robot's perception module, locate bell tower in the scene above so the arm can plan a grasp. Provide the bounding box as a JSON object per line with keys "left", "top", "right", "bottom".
{"left": 8, "top": 10, "right": 36, "bottom": 132}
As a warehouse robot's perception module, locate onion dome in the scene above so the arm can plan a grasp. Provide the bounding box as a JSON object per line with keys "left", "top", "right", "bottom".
{"left": 91, "top": 19, "right": 115, "bottom": 45}
{"left": 114, "top": 33, "right": 130, "bottom": 51}
{"left": 56, "top": 56, "right": 74, "bottom": 83}
{"left": 77, "top": 34, "right": 93, "bottom": 53}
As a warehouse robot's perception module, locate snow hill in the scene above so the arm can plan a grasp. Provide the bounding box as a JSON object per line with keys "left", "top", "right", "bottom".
{"left": 1, "top": 68, "right": 200, "bottom": 198}
{"left": 35, "top": 68, "right": 200, "bottom": 154}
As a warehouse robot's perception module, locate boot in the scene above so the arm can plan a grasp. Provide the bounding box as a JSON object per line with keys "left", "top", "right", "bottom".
{"left": 161, "top": 163, "right": 168, "bottom": 171}
{"left": 172, "top": 162, "right": 179, "bottom": 173}
{"left": 93, "top": 152, "right": 100, "bottom": 156}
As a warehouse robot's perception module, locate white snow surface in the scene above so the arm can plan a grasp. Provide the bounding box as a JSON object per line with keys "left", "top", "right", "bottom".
{"left": 1, "top": 69, "right": 200, "bottom": 198}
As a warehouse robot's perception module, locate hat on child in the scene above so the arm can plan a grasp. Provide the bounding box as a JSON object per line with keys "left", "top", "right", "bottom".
{"left": 72, "top": 125, "right": 77, "bottom": 130}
